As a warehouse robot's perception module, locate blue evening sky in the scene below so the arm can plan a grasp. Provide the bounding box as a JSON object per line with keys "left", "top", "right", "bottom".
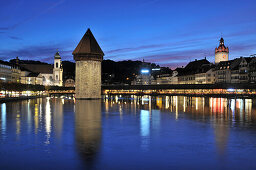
{"left": 0, "top": 0, "right": 256, "bottom": 68}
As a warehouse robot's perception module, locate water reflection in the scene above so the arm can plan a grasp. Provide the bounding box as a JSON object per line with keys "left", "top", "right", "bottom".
{"left": 52, "top": 98, "right": 63, "bottom": 139}
{"left": 104, "top": 95, "right": 256, "bottom": 122}
{"left": 1, "top": 96, "right": 256, "bottom": 169}
{"left": 1, "top": 103, "right": 6, "bottom": 136}
{"left": 104, "top": 95, "right": 256, "bottom": 156}
{"left": 140, "top": 110, "right": 150, "bottom": 136}
{"left": 34, "top": 103, "right": 39, "bottom": 134}
{"left": 75, "top": 100, "right": 102, "bottom": 161}
{"left": 45, "top": 97, "right": 51, "bottom": 144}
{"left": 214, "top": 118, "right": 229, "bottom": 156}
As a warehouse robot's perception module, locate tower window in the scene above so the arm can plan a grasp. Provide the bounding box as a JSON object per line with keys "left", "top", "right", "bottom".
{"left": 56, "top": 62, "right": 58, "bottom": 68}
{"left": 56, "top": 75, "right": 58, "bottom": 80}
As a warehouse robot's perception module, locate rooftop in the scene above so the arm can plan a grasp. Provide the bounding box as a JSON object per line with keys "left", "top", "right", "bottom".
{"left": 72, "top": 28, "right": 104, "bottom": 56}
{"left": 20, "top": 64, "right": 53, "bottom": 74}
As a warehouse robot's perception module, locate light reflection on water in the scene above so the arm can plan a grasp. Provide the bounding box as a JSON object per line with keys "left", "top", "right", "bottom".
{"left": 75, "top": 100, "right": 101, "bottom": 161}
{"left": 0, "top": 96, "right": 256, "bottom": 169}
{"left": 1, "top": 103, "right": 6, "bottom": 136}
{"left": 45, "top": 97, "right": 51, "bottom": 144}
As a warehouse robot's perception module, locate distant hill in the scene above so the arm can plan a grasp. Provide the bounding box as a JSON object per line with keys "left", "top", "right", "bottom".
{"left": 102, "top": 59, "right": 171, "bottom": 84}
{"left": 9, "top": 59, "right": 49, "bottom": 65}
{"left": 9, "top": 58, "right": 171, "bottom": 85}
{"left": 62, "top": 61, "right": 75, "bottom": 80}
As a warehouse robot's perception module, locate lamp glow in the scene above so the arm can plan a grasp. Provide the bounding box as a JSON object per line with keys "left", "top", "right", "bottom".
{"left": 141, "top": 69, "right": 149, "bottom": 74}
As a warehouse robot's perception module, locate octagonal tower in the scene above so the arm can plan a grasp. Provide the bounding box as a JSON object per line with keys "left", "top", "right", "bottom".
{"left": 73, "top": 29, "right": 104, "bottom": 99}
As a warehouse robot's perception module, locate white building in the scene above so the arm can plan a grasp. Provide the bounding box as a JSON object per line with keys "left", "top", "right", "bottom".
{"left": 156, "top": 74, "right": 172, "bottom": 84}
{"left": 133, "top": 68, "right": 154, "bottom": 85}
{"left": 53, "top": 52, "right": 63, "bottom": 86}
{"left": 19, "top": 52, "right": 63, "bottom": 86}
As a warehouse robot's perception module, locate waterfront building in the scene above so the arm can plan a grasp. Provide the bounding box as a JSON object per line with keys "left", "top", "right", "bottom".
{"left": 170, "top": 68, "right": 182, "bottom": 84}
{"left": 18, "top": 52, "right": 63, "bottom": 86}
{"left": 133, "top": 64, "right": 172, "bottom": 85}
{"left": 249, "top": 57, "right": 256, "bottom": 83}
{"left": 195, "top": 64, "right": 215, "bottom": 84}
{"left": 20, "top": 63, "right": 54, "bottom": 86}
{"left": 20, "top": 66, "right": 43, "bottom": 85}
{"left": 215, "top": 37, "right": 229, "bottom": 64}
{"left": 230, "top": 57, "right": 251, "bottom": 83}
{"left": 214, "top": 57, "right": 252, "bottom": 84}
{"left": 73, "top": 29, "right": 104, "bottom": 99}
{"left": 0, "top": 60, "right": 21, "bottom": 83}
{"left": 0, "top": 60, "right": 13, "bottom": 82}
{"left": 156, "top": 74, "right": 172, "bottom": 84}
{"left": 11, "top": 64, "right": 21, "bottom": 83}
{"left": 178, "top": 58, "right": 210, "bottom": 84}
{"left": 134, "top": 69, "right": 154, "bottom": 85}
{"left": 215, "top": 60, "right": 232, "bottom": 83}
{"left": 23, "top": 72, "right": 43, "bottom": 85}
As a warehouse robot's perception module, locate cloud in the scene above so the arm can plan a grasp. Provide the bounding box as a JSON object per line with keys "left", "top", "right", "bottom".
{"left": 0, "top": 43, "right": 73, "bottom": 62}
{"left": 230, "top": 43, "right": 256, "bottom": 52}
{"left": 8, "top": 35, "right": 23, "bottom": 40}
{"left": 103, "top": 27, "right": 256, "bottom": 69}
{"left": 106, "top": 44, "right": 167, "bottom": 54}
{"left": 0, "top": 27, "right": 11, "bottom": 31}
{"left": 161, "top": 61, "right": 188, "bottom": 69}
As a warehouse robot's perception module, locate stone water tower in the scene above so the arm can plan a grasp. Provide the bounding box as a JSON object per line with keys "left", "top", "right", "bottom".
{"left": 73, "top": 29, "right": 104, "bottom": 99}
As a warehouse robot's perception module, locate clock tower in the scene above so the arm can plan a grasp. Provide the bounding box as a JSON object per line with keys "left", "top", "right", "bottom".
{"left": 215, "top": 37, "right": 229, "bottom": 64}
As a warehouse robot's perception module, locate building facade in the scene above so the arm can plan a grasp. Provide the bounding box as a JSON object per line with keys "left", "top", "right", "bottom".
{"left": 0, "top": 60, "right": 13, "bottom": 82}
{"left": 0, "top": 60, "right": 21, "bottom": 83}
{"left": 215, "top": 61, "right": 231, "bottom": 83}
{"left": 18, "top": 52, "right": 63, "bottom": 86}
{"left": 249, "top": 58, "right": 256, "bottom": 83}
{"left": 178, "top": 59, "right": 210, "bottom": 84}
{"left": 23, "top": 73, "right": 43, "bottom": 85}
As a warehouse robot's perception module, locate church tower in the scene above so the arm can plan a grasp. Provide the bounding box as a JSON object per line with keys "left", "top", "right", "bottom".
{"left": 73, "top": 29, "right": 104, "bottom": 99}
{"left": 53, "top": 52, "right": 63, "bottom": 86}
{"left": 215, "top": 37, "right": 229, "bottom": 64}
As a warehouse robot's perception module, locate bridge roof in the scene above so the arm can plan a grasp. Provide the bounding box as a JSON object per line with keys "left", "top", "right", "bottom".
{"left": 102, "top": 84, "right": 256, "bottom": 90}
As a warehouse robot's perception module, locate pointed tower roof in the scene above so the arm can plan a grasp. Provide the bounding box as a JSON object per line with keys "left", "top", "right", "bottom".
{"left": 54, "top": 51, "right": 61, "bottom": 59}
{"left": 215, "top": 37, "right": 229, "bottom": 54}
{"left": 73, "top": 29, "right": 104, "bottom": 56}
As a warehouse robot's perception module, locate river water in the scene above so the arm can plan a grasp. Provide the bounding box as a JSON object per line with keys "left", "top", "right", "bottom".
{"left": 1, "top": 95, "right": 256, "bottom": 170}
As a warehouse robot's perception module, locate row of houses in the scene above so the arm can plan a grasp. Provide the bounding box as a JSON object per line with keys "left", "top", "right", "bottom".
{"left": 0, "top": 52, "right": 68, "bottom": 87}
{"left": 135, "top": 56, "right": 256, "bottom": 85}
{"left": 134, "top": 37, "right": 256, "bottom": 85}
{"left": 163, "top": 56, "right": 256, "bottom": 84}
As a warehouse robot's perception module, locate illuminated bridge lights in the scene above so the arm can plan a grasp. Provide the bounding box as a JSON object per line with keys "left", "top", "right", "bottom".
{"left": 103, "top": 88, "right": 255, "bottom": 96}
